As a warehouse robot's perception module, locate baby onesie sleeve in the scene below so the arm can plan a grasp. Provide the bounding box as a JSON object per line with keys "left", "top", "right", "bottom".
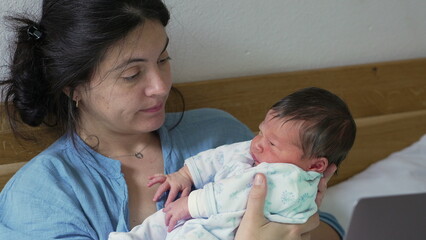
{"left": 185, "top": 141, "right": 251, "bottom": 189}
{"left": 187, "top": 163, "right": 322, "bottom": 223}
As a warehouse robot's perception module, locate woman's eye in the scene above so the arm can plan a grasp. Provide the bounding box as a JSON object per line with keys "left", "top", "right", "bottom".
{"left": 158, "top": 56, "right": 171, "bottom": 64}
{"left": 122, "top": 72, "right": 140, "bottom": 81}
{"left": 269, "top": 141, "right": 275, "bottom": 146}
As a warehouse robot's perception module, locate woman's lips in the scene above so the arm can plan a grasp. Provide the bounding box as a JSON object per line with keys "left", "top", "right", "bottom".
{"left": 142, "top": 103, "right": 163, "bottom": 113}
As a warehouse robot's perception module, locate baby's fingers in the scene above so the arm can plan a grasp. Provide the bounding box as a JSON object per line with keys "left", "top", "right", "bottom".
{"left": 167, "top": 216, "right": 178, "bottom": 232}
{"left": 147, "top": 174, "right": 166, "bottom": 187}
{"left": 153, "top": 182, "right": 170, "bottom": 201}
{"left": 181, "top": 187, "right": 191, "bottom": 198}
{"left": 163, "top": 206, "right": 176, "bottom": 231}
{"left": 165, "top": 188, "right": 179, "bottom": 206}
{"left": 164, "top": 209, "right": 172, "bottom": 227}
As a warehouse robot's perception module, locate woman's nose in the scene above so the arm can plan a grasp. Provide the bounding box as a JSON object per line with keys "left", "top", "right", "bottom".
{"left": 145, "top": 67, "right": 171, "bottom": 97}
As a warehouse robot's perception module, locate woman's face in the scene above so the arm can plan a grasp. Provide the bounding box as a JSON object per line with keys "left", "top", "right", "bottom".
{"left": 76, "top": 20, "right": 172, "bottom": 136}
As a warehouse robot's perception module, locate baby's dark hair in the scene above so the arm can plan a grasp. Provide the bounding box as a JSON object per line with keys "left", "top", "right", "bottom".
{"left": 271, "top": 87, "right": 356, "bottom": 167}
{"left": 1, "top": 0, "right": 170, "bottom": 137}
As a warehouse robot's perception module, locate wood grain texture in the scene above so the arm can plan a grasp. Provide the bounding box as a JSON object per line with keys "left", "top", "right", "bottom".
{"left": 330, "top": 109, "right": 426, "bottom": 185}
{"left": 1, "top": 58, "right": 426, "bottom": 190}
{"left": 0, "top": 162, "right": 26, "bottom": 188}
{"left": 172, "top": 58, "right": 426, "bottom": 131}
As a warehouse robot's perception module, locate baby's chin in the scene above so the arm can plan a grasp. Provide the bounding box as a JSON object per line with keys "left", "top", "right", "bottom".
{"left": 253, "top": 159, "right": 261, "bottom": 166}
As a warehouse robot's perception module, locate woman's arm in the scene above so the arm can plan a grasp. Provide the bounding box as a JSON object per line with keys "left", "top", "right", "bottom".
{"left": 310, "top": 221, "right": 341, "bottom": 240}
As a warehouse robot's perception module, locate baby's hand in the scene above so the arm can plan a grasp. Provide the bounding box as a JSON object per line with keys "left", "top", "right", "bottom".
{"left": 147, "top": 174, "right": 167, "bottom": 188}
{"left": 163, "top": 196, "right": 191, "bottom": 232}
{"left": 147, "top": 166, "right": 193, "bottom": 206}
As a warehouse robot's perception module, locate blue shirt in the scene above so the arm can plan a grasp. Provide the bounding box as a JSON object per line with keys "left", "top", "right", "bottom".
{"left": 0, "top": 108, "right": 343, "bottom": 239}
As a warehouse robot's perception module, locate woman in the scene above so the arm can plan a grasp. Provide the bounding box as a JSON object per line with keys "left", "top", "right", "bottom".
{"left": 0, "top": 0, "right": 341, "bottom": 239}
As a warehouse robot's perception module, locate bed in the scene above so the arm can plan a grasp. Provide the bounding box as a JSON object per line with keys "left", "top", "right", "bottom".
{"left": 1, "top": 58, "right": 426, "bottom": 226}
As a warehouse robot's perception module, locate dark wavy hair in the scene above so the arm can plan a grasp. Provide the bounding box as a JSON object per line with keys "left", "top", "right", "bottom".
{"left": 271, "top": 87, "right": 357, "bottom": 167}
{"left": 1, "top": 0, "right": 180, "bottom": 139}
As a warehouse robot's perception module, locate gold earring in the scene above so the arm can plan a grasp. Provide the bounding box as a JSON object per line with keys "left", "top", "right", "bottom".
{"left": 75, "top": 99, "right": 79, "bottom": 108}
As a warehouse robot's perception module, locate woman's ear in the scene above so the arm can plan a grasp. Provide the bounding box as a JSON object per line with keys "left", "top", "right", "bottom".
{"left": 63, "top": 86, "right": 81, "bottom": 101}
{"left": 308, "top": 157, "right": 328, "bottom": 173}
{"left": 63, "top": 87, "right": 71, "bottom": 97}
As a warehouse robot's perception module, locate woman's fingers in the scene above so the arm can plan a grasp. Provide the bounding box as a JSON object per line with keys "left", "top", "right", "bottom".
{"left": 236, "top": 173, "right": 321, "bottom": 240}
{"left": 236, "top": 173, "right": 268, "bottom": 238}
{"left": 245, "top": 173, "right": 268, "bottom": 220}
{"left": 323, "top": 164, "right": 337, "bottom": 182}
{"left": 316, "top": 164, "right": 337, "bottom": 206}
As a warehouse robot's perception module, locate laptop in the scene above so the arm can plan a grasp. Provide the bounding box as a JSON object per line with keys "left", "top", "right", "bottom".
{"left": 344, "top": 192, "right": 426, "bottom": 240}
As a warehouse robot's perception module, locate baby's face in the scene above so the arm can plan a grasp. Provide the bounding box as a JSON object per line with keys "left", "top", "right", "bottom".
{"left": 250, "top": 110, "right": 309, "bottom": 170}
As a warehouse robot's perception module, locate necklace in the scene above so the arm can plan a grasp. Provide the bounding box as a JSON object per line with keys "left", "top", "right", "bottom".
{"left": 108, "top": 143, "right": 150, "bottom": 159}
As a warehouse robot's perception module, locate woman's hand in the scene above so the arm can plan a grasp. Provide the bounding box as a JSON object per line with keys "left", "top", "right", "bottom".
{"left": 316, "top": 164, "right": 337, "bottom": 207}
{"left": 235, "top": 174, "right": 320, "bottom": 240}
{"left": 311, "top": 164, "right": 341, "bottom": 240}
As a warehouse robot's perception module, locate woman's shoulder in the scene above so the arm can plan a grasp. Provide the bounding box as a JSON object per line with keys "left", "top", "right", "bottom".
{"left": 4, "top": 134, "right": 121, "bottom": 191}
{"left": 0, "top": 135, "right": 121, "bottom": 239}
{"left": 161, "top": 108, "right": 254, "bottom": 166}
{"left": 165, "top": 108, "right": 233, "bottom": 122}
{"left": 2, "top": 136, "right": 73, "bottom": 192}
{"left": 166, "top": 108, "right": 252, "bottom": 133}
{"left": 166, "top": 108, "right": 254, "bottom": 143}
{"left": 1, "top": 134, "right": 106, "bottom": 194}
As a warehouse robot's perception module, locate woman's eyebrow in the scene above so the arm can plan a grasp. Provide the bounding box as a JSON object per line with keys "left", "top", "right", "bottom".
{"left": 161, "top": 37, "right": 169, "bottom": 55}
{"left": 111, "top": 37, "right": 169, "bottom": 72}
{"left": 112, "top": 58, "right": 147, "bottom": 72}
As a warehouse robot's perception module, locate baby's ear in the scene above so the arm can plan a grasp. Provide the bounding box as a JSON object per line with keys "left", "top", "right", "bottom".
{"left": 308, "top": 157, "right": 328, "bottom": 173}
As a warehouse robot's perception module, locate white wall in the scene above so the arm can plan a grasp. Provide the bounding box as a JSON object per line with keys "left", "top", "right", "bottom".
{"left": 1, "top": 0, "right": 426, "bottom": 84}
{"left": 0, "top": 1, "right": 40, "bottom": 82}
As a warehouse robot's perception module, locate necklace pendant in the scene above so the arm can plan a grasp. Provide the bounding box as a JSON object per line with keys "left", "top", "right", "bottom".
{"left": 135, "top": 152, "right": 144, "bottom": 159}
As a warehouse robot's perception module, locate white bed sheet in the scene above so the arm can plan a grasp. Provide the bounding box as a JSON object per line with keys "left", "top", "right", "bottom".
{"left": 320, "top": 134, "right": 426, "bottom": 231}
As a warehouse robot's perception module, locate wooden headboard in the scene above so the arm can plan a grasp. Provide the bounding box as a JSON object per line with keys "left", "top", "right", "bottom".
{"left": 1, "top": 58, "right": 426, "bottom": 190}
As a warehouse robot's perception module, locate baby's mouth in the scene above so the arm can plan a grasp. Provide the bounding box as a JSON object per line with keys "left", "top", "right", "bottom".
{"left": 251, "top": 152, "right": 260, "bottom": 165}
